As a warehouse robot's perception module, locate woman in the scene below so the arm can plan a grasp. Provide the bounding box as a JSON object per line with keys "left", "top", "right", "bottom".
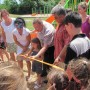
{"left": 13, "top": 17, "right": 31, "bottom": 80}
{"left": 1, "top": 9, "right": 16, "bottom": 61}
{"left": 78, "top": 2, "right": 90, "bottom": 38}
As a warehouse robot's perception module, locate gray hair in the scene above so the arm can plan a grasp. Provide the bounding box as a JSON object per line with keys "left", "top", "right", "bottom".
{"left": 51, "top": 4, "right": 66, "bottom": 16}
{"left": 33, "top": 18, "right": 43, "bottom": 25}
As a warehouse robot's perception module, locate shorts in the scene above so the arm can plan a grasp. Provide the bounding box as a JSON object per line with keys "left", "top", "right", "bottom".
{"left": 32, "top": 61, "right": 42, "bottom": 74}
{"left": 7, "top": 43, "right": 17, "bottom": 53}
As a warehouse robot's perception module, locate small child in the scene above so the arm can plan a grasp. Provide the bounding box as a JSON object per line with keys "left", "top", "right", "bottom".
{"left": 67, "top": 58, "right": 90, "bottom": 90}
{"left": 30, "top": 38, "right": 43, "bottom": 89}
{"left": 0, "top": 33, "right": 9, "bottom": 61}
{"left": 47, "top": 68, "right": 69, "bottom": 90}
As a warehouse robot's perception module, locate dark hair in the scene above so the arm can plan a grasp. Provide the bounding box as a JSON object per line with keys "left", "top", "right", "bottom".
{"left": 14, "top": 17, "right": 26, "bottom": 27}
{"left": 64, "top": 11, "right": 82, "bottom": 28}
{"left": 51, "top": 4, "right": 66, "bottom": 16}
{"left": 31, "top": 38, "right": 41, "bottom": 50}
{"left": 48, "top": 68, "right": 69, "bottom": 90}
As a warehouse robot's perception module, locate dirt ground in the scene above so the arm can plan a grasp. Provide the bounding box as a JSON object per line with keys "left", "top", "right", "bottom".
{"left": 23, "top": 61, "right": 48, "bottom": 90}
{"left": 2, "top": 54, "right": 48, "bottom": 90}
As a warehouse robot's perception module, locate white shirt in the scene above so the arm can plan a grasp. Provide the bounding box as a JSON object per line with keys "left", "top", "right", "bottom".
{"left": 13, "top": 27, "right": 30, "bottom": 55}
{"left": 1, "top": 19, "right": 15, "bottom": 43}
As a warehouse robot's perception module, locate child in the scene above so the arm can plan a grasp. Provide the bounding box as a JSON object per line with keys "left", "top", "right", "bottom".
{"left": 30, "top": 38, "right": 43, "bottom": 89}
{"left": 48, "top": 58, "right": 90, "bottom": 90}
{"left": 67, "top": 58, "right": 90, "bottom": 90}
{"left": 47, "top": 68, "right": 69, "bottom": 90}
{"left": 0, "top": 32, "right": 9, "bottom": 61}
{"left": 13, "top": 17, "right": 31, "bottom": 80}
{"left": 55, "top": 11, "right": 90, "bottom": 64}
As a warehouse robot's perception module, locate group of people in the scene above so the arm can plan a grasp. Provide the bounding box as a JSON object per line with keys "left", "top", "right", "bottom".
{"left": 48, "top": 58, "right": 90, "bottom": 90}
{"left": 0, "top": 1, "right": 90, "bottom": 90}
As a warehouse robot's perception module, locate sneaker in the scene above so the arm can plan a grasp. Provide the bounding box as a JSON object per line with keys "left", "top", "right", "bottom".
{"left": 34, "top": 84, "right": 41, "bottom": 90}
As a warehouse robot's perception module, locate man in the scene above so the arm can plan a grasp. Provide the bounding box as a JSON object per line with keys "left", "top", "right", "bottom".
{"left": 29, "top": 18, "right": 55, "bottom": 76}
{"left": 51, "top": 4, "right": 70, "bottom": 62}
{"left": 55, "top": 12, "right": 90, "bottom": 64}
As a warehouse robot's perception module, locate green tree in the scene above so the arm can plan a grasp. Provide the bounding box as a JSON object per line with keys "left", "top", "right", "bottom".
{"left": 0, "top": 0, "right": 59, "bottom": 14}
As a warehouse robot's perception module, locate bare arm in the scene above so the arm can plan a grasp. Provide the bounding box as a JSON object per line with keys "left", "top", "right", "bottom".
{"left": 13, "top": 34, "right": 24, "bottom": 48}
{"left": 36, "top": 45, "right": 48, "bottom": 58}
{"left": 58, "top": 45, "right": 67, "bottom": 59}
{"left": 88, "top": 17, "right": 90, "bottom": 24}
{"left": 25, "top": 33, "right": 31, "bottom": 47}
{"left": 31, "top": 45, "right": 48, "bottom": 59}
{"left": 1, "top": 26, "right": 6, "bottom": 43}
{"left": 54, "top": 45, "right": 67, "bottom": 64}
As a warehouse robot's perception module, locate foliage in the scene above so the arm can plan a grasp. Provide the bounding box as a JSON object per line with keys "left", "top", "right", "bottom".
{"left": 0, "top": 4, "right": 8, "bottom": 10}
{"left": 0, "top": 0, "right": 58, "bottom": 14}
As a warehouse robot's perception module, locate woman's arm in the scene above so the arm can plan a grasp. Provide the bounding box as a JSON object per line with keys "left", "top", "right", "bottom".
{"left": 13, "top": 34, "right": 24, "bottom": 49}
{"left": 1, "top": 26, "right": 6, "bottom": 43}
{"left": 25, "top": 33, "right": 31, "bottom": 48}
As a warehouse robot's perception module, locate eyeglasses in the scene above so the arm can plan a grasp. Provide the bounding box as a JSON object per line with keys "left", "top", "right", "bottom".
{"left": 15, "top": 21, "right": 23, "bottom": 25}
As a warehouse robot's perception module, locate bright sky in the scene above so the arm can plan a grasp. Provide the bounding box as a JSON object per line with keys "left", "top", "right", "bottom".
{"left": 0, "top": 0, "right": 20, "bottom": 4}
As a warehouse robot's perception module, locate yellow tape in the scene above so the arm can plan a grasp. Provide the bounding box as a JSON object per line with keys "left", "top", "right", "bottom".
{"left": 19, "top": 54, "right": 64, "bottom": 71}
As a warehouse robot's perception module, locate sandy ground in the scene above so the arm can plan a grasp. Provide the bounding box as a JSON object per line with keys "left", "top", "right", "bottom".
{"left": 1, "top": 54, "right": 48, "bottom": 90}
{"left": 23, "top": 61, "right": 48, "bottom": 90}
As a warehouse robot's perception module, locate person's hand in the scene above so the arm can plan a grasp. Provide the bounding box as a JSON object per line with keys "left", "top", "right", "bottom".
{"left": 54, "top": 56, "right": 60, "bottom": 65}
{"left": 24, "top": 52, "right": 29, "bottom": 57}
{"left": 30, "top": 55, "right": 38, "bottom": 59}
{"left": 22, "top": 47, "right": 28, "bottom": 52}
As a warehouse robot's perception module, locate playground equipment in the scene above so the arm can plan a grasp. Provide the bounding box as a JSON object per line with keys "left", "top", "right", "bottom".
{"left": 31, "top": 0, "right": 90, "bottom": 39}
{"left": 64, "top": 0, "right": 90, "bottom": 12}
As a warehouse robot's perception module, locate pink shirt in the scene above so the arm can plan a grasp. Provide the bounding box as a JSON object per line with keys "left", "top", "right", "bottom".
{"left": 54, "top": 24, "right": 70, "bottom": 61}
{"left": 81, "top": 16, "right": 90, "bottom": 38}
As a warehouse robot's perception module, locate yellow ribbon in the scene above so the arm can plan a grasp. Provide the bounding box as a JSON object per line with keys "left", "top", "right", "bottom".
{"left": 19, "top": 54, "right": 64, "bottom": 71}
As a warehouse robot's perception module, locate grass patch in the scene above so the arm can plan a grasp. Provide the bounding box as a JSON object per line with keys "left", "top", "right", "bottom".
{"left": 10, "top": 14, "right": 47, "bottom": 30}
